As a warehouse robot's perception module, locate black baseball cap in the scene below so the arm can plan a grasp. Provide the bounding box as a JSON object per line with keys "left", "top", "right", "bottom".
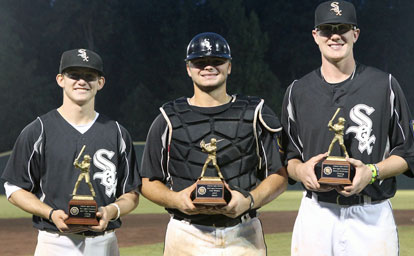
{"left": 315, "top": 1, "right": 357, "bottom": 27}
{"left": 59, "top": 49, "right": 104, "bottom": 75}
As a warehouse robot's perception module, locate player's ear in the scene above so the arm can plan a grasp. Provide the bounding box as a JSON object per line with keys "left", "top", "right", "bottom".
{"left": 353, "top": 28, "right": 360, "bottom": 43}
{"left": 186, "top": 62, "right": 192, "bottom": 78}
{"left": 97, "top": 76, "right": 105, "bottom": 90}
{"left": 227, "top": 61, "right": 231, "bottom": 75}
{"left": 56, "top": 74, "right": 65, "bottom": 88}
{"left": 312, "top": 29, "right": 319, "bottom": 45}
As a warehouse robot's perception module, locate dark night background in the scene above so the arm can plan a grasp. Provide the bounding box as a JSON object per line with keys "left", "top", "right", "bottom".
{"left": 0, "top": 0, "right": 413, "bottom": 153}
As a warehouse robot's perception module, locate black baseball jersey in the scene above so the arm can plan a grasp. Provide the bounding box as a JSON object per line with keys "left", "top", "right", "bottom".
{"left": 1, "top": 110, "right": 141, "bottom": 231}
{"left": 281, "top": 63, "right": 414, "bottom": 200}
{"left": 140, "top": 95, "right": 283, "bottom": 221}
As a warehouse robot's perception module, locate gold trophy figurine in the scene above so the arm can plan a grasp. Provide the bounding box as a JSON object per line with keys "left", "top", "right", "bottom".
{"left": 199, "top": 138, "right": 224, "bottom": 179}
{"left": 327, "top": 110, "right": 349, "bottom": 158}
{"left": 319, "top": 108, "right": 352, "bottom": 185}
{"left": 65, "top": 145, "right": 99, "bottom": 225}
{"left": 72, "top": 148, "right": 96, "bottom": 197}
{"left": 192, "top": 138, "right": 229, "bottom": 206}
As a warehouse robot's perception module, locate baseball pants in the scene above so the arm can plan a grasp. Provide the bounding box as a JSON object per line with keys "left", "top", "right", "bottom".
{"left": 291, "top": 191, "right": 398, "bottom": 256}
{"left": 164, "top": 216, "right": 266, "bottom": 256}
{"left": 34, "top": 230, "right": 119, "bottom": 256}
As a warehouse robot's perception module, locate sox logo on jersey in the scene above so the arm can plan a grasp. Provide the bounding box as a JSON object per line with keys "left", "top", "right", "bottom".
{"left": 93, "top": 149, "right": 117, "bottom": 198}
{"left": 346, "top": 104, "right": 376, "bottom": 155}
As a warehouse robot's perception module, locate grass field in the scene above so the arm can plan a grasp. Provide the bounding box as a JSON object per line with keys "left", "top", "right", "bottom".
{"left": 1, "top": 190, "right": 414, "bottom": 255}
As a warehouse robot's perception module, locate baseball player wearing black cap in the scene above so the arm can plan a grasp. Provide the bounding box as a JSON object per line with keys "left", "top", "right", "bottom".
{"left": 281, "top": 1, "right": 414, "bottom": 255}
{"left": 1, "top": 49, "right": 141, "bottom": 256}
{"left": 140, "top": 32, "right": 287, "bottom": 255}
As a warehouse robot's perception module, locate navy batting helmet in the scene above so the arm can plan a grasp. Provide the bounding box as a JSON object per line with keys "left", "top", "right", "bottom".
{"left": 185, "top": 32, "right": 231, "bottom": 61}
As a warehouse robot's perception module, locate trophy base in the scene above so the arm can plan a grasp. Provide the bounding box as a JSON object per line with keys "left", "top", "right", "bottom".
{"left": 319, "top": 157, "right": 352, "bottom": 185}
{"left": 65, "top": 196, "right": 99, "bottom": 226}
{"left": 192, "top": 177, "right": 229, "bottom": 206}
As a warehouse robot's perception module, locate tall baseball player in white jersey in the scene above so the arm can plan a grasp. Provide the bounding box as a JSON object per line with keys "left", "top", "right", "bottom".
{"left": 1, "top": 49, "right": 141, "bottom": 256}
{"left": 140, "top": 32, "right": 287, "bottom": 255}
{"left": 281, "top": 1, "right": 414, "bottom": 255}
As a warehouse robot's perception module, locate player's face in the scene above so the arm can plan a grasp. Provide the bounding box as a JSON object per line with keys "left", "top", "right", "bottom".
{"left": 312, "top": 23, "right": 360, "bottom": 63}
{"left": 186, "top": 57, "right": 231, "bottom": 92}
{"left": 56, "top": 68, "right": 105, "bottom": 106}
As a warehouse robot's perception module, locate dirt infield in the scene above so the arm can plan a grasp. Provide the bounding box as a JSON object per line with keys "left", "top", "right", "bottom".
{"left": 1, "top": 210, "right": 413, "bottom": 256}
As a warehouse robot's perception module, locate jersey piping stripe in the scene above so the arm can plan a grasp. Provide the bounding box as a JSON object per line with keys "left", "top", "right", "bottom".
{"left": 159, "top": 107, "right": 173, "bottom": 184}
{"left": 253, "top": 101, "right": 263, "bottom": 168}
{"left": 286, "top": 81, "right": 305, "bottom": 160}
{"left": 160, "top": 126, "right": 171, "bottom": 183}
{"left": 389, "top": 74, "right": 406, "bottom": 142}
{"left": 260, "top": 141, "right": 269, "bottom": 177}
{"left": 28, "top": 117, "right": 44, "bottom": 192}
{"left": 116, "top": 121, "right": 129, "bottom": 194}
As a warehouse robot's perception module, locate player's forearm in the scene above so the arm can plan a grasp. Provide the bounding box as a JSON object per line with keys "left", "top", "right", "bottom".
{"left": 287, "top": 158, "right": 304, "bottom": 182}
{"left": 106, "top": 190, "right": 140, "bottom": 220}
{"left": 9, "top": 189, "right": 53, "bottom": 219}
{"left": 141, "top": 178, "right": 179, "bottom": 208}
{"left": 250, "top": 168, "right": 288, "bottom": 208}
{"left": 375, "top": 155, "right": 408, "bottom": 180}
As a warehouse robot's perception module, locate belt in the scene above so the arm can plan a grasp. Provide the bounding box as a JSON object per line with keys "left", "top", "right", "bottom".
{"left": 75, "top": 230, "right": 114, "bottom": 237}
{"left": 306, "top": 191, "right": 378, "bottom": 206}
{"left": 44, "top": 229, "right": 114, "bottom": 237}
{"left": 172, "top": 211, "right": 257, "bottom": 228}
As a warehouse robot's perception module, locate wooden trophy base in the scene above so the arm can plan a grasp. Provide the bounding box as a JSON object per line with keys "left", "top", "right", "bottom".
{"left": 319, "top": 156, "right": 352, "bottom": 185}
{"left": 65, "top": 195, "right": 99, "bottom": 225}
{"left": 192, "top": 177, "right": 227, "bottom": 206}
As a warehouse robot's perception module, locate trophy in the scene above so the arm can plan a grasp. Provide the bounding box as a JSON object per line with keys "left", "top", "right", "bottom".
{"left": 192, "top": 138, "right": 230, "bottom": 206}
{"left": 318, "top": 108, "right": 352, "bottom": 185}
{"left": 65, "top": 145, "right": 99, "bottom": 225}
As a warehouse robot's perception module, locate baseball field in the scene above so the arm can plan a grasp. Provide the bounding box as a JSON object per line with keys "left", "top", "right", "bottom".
{"left": 1, "top": 190, "right": 413, "bottom": 256}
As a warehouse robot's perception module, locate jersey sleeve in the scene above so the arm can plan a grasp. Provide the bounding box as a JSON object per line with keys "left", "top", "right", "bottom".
{"left": 140, "top": 114, "right": 169, "bottom": 182}
{"left": 388, "top": 76, "right": 414, "bottom": 177}
{"left": 281, "top": 81, "right": 303, "bottom": 163}
{"left": 116, "top": 123, "right": 142, "bottom": 196}
{"left": 1, "top": 119, "right": 43, "bottom": 193}
{"left": 257, "top": 104, "right": 284, "bottom": 180}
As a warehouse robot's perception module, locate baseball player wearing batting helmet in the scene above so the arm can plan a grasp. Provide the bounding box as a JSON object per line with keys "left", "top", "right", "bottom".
{"left": 140, "top": 32, "right": 287, "bottom": 255}
{"left": 1, "top": 49, "right": 141, "bottom": 256}
{"left": 281, "top": 1, "right": 414, "bottom": 255}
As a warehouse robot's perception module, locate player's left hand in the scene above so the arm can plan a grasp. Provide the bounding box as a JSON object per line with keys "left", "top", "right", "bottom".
{"left": 336, "top": 157, "right": 372, "bottom": 196}
{"left": 214, "top": 183, "right": 251, "bottom": 218}
{"left": 88, "top": 206, "right": 110, "bottom": 232}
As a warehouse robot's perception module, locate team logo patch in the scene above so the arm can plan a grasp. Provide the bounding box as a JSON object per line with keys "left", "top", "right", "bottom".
{"left": 323, "top": 166, "right": 333, "bottom": 176}
{"left": 77, "top": 49, "right": 89, "bottom": 62}
{"left": 330, "top": 2, "right": 342, "bottom": 16}
{"left": 70, "top": 206, "right": 80, "bottom": 216}
{"left": 197, "top": 186, "right": 207, "bottom": 195}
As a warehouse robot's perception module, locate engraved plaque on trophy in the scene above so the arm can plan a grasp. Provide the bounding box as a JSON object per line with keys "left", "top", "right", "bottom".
{"left": 318, "top": 108, "right": 352, "bottom": 185}
{"left": 65, "top": 145, "right": 99, "bottom": 225}
{"left": 192, "top": 138, "right": 230, "bottom": 206}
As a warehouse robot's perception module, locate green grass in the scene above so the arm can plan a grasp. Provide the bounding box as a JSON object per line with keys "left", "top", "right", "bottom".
{"left": 1, "top": 190, "right": 414, "bottom": 218}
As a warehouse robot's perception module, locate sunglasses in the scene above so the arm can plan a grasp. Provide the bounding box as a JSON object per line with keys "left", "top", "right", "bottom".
{"left": 316, "top": 24, "right": 355, "bottom": 36}
{"left": 64, "top": 72, "right": 100, "bottom": 82}
{"left": 190, "top": 58, "right": 228, "bottom": 68}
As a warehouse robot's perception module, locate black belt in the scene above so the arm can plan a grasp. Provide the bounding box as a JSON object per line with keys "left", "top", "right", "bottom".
{"left": 44, "top": 229, "right": 114, "bottom": 237}
{"left": 75, "top": 230, "right": 112, "bottom": 237}
{"left": 173, "top": 211, "right": 256, "bottom": 228}
{"left": 306, "top": 191, "right": 378, "bottom": 206}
